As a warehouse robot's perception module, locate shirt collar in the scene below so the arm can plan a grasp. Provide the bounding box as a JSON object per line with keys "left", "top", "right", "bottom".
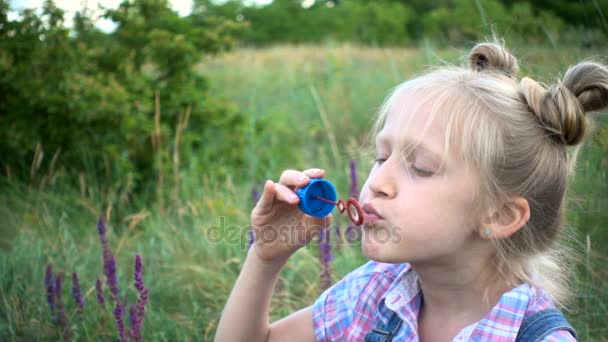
{"left": 380, "top": 263, "right": 421, "bottom": 311}
{"left": 469, "top": 283, "right": 532, "bottom": 340}
{"left": 373, "top": 263, "right": 422, "bottom": 332}
{"left": 373, "top": 263, "right": 537, "bottom": 341}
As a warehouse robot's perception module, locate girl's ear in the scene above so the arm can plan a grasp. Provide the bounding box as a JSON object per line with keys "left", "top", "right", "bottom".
{"left": 480, "top": 197, "right": 530, "bottom": 240}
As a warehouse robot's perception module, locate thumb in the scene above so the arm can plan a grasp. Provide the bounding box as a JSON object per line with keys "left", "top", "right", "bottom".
{"left": 254, "top": 180, "right": 276, "bottom": 214}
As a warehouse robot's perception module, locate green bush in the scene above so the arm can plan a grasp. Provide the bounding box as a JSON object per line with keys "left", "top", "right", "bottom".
{"left": 0, "top": 0, "right": 247, "bottom": 197}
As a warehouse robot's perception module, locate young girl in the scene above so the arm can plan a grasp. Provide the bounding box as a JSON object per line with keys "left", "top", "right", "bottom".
{"left": 215, "top": 42, "right": 608, "bottom": 341}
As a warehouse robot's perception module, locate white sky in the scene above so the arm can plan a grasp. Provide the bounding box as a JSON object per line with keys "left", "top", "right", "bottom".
{"left": 8, "top": 0, "right": 273, "bottom": 32}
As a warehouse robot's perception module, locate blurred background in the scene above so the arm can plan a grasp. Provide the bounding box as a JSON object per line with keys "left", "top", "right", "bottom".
{"left": 0, "top": 0, "right": 606, "bottom": 340}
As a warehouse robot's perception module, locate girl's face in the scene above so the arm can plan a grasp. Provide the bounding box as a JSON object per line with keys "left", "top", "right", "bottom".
{"left": 359, "top": 94, "right": 484, "bottom": 264}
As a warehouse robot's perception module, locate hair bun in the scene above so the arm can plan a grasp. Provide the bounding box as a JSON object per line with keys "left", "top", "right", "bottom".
{"left": 521, "top": 61, "right": 608, "bottom": 146}
{"left": 562, "top": 61, "right": 608, "bottom": 113}
{"left": 469, "top": 42, "right": 519, "bottom": 76}
{"left": 520, "top": 77, "right": 586, "bottom": 146}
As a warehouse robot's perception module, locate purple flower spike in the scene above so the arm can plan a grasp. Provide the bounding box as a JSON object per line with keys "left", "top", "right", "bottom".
{"left": 106, "top": 256, "right": 120, "bottom": 302}
{"left": 129, "top": 304, "right": 137, "bottom": 337}
{"left": 98, "top": 213, "right": 119, "bottom": 302}
{"left": 134, "top": 254, "right": 144, "bottom": 291}
{"left": 45, "top": 264, "right": 55, "bottom": 313}
{"left": 247, "top": 229, "right": 254, "bottom": 250}
{"left": 54, "top": 274, "right": 68, "bottom": 330}
{"left": 251, "top": 185, "right": 260, "bottom": 204}
{"left": 97, "top": 213, "right": 107, "bottom": 240}
{"left": 54, "top": 274, "right": 62, "bottom": 305}
{"left": 320, "top": 229, "right": 333, "bottom": 264}
{"left": 135, "top": 287, "right": 149, "bottom": 340}
{"left": 97, "top": 213, "right": 110, "bottom": 258}
{"left": 131, "top": 254, "right": 148, "bottom": 342}
{"left": 72, "top": 272, "right": 85, "bottom": 312}
{"left": 113, "top": 302, "right": 126, "bottom": 342}
{"left": 248, "top": 184, "right": 260, "bottom": 250}
{"left": 96, "top": 279, "right": 105, "bottom": 305}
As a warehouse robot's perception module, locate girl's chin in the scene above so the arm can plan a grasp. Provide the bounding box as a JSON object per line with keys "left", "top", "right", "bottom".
{"left": 361, "top": 230, "right": 409, "bottom": 263}
{"left": 361, "top": 232, "right": 382, "bottom": 260}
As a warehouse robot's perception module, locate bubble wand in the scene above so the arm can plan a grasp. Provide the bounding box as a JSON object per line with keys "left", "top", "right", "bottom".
{"left": 296, "top": 179, "right": 364, "bottom": 225}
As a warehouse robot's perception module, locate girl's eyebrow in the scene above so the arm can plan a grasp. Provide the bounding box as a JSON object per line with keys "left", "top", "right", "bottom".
{"left": 376, "top": 133, "right": 443, "bottom": 163}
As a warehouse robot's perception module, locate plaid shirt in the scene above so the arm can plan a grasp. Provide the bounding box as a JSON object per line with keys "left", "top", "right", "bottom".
{"left": 313, "top": 261, "right": 575, "bottom": 341}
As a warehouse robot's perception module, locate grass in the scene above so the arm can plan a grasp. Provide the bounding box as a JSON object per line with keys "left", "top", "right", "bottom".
{"left": 1, "top": 43, "right": 607, "bottom": 341}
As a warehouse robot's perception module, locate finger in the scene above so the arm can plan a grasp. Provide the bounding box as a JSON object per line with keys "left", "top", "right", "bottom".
{"left": 278, "top": 169, "right": 311, "bottom": 188}
{"left": 255, "top": 180, "right": 277, "bottom": 212}
{"left": 274, "top": 182, "right": 300, "bottom": 204}
{"left": 302, "top": 168, "right": 325, "bottom": 179}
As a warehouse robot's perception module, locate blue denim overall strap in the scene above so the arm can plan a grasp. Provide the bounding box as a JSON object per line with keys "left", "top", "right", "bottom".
{"left": 516, "top": 308, "right": 578, "bottom": 342}
{"left": 364, "top": 309, "right": 403, "bottom": 342}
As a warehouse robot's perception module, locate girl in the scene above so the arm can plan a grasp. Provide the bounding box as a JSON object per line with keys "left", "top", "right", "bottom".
{"left": 215, "top": 42, "right": 608, "bottom": 341}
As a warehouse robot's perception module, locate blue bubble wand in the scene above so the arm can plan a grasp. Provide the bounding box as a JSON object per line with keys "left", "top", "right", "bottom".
{"left": 296, "top": 179, "right": 364, "bottom": 225}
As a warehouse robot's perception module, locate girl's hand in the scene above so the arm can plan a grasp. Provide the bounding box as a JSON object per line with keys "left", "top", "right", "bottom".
{"left": 251, "top": 168, "right": 332, "bottom": 265}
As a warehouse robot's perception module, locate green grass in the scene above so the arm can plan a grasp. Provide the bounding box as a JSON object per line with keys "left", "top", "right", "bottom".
{"left": 1, "top": 43, "right": 607, "bottom": 341}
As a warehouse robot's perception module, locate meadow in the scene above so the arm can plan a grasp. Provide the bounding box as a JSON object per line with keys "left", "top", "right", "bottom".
{"left": 1, "top": 43, "right": 607, "bottom": 341}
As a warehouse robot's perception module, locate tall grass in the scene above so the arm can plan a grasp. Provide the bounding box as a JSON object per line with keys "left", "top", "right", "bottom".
{"left": 1, "top": 43, "right": 607, "bottom": 340}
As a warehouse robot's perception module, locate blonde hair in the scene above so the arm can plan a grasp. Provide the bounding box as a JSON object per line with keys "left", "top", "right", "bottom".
{"left": 372, "top": 41, "right": 608, "bottom": 307}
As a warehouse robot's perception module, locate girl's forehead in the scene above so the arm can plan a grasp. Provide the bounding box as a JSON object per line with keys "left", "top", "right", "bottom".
{"left": 378, "top": 94, "right": 447, "bottom": 153}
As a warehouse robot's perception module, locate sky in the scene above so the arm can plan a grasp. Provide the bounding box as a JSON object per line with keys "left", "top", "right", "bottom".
{"left": 8, "top": 0, "right": 273, "bottom": 32}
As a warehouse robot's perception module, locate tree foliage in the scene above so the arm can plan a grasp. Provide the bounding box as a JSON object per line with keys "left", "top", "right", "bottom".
{"left": 194, "top": 0, "right": 607, "bottom": 46}
{"left": 0, "top": 0, "right": 246, "bottom": 194}
{"left": 1, "top": 0, "right": 605, "bottom": 194}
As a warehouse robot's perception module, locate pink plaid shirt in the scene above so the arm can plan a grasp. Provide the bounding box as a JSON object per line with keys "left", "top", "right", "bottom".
{"left": 313, "top": 261, "right": 576, "bottom": 341}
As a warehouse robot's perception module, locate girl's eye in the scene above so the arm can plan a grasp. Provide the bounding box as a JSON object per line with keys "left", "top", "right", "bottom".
{"left": 375, "top": 157, "right": 387, "bottom": 165}
{"left": 410, "top": 163, "right": 434, "bottom": 177}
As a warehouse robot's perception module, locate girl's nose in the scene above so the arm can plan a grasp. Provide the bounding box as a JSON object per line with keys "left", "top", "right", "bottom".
{"left": 367, "top": 158, "right": 398, "bottom": 199}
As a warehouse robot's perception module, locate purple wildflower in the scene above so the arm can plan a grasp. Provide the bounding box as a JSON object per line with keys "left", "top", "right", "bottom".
{"left": 251, "top": 184, "right": 260, "bottom": 204}
{"left": 129, "top": 304, "right": 137, "bottom": 338}
{"left": 98, "top": 214, "right": 119, "bottom": 302}
{"left": 54, "top": 274, "right": 68, "bottom": 333}
{"left": 134, "top": 254, "right": 144, "bottom": 292}
{"left": 248, "top": 229, "right": 254, "bottom": 250}
{"left": 134, "top": 287, "right": 148, "bottom": 340}
{"left": 248, "top": 184, "right": 260, "bottom": 250}
{"left": 113, "top": 301, "right": 126, "bottom": 342}
{"left": 319, "top": 228, "right": 332, "bottom": 290}
{"left": 95, "top": 279, "right": 105, "bottom": 305}
{"left": 45, "top": 264, "right": 55, "bottom": 313}
{"left": 53, "top": 274, "right": 62, "bottom": 312}
{"left": 98, "top": 213, "right": 110, "bottom": 261}
{"left": 72, "top": 272, "right": 85, "bottom": 312}
{"left": 106, "top": 255, "right": 120, "bottom": 302}
{"left": 97, "top": 213, "right": 107, "bottom": 241}
{"left": 320, "top": 229, "right": 333, "bottom": 264}
{"left": 130, "top": 254, "right": 148, "bottom": 342}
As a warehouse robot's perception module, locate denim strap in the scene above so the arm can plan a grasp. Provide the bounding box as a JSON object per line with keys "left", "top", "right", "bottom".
{"left": 364, "top": 310, "right": 403, "bottom": 342}
{"left": 516, "top": 308, "right": 578, "bottom": 342}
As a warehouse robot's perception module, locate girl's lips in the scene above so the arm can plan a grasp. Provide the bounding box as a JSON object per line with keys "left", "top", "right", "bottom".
{"left": 363, "top": 213, "right": 383, "bottom": 225}
{"left": 362, "top": 203, "right": 384, "bottom": 225}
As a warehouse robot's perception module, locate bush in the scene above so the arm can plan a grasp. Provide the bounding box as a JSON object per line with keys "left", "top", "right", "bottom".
{"left": 0, "top": 0, "right": 247, "bottom": 197}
